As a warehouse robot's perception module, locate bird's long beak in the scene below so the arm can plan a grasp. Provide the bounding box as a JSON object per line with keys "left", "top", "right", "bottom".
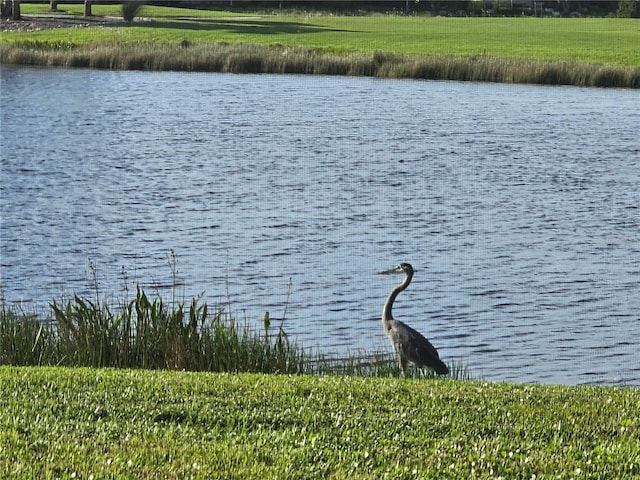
{"left": 378, "top": 267, "right": 399, "bottom": 275}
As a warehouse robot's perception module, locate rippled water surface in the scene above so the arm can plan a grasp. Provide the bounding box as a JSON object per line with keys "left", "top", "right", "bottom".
{"left": 2, "top": 66, "right": 639, "bottom": 385}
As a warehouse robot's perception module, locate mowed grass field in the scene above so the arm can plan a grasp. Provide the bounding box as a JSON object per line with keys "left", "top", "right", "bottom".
{"left": 2, "top": 367, "right": 639, "bottom": 479}
{"left": 3, "top": 4, "right": 639, "bottom": 67}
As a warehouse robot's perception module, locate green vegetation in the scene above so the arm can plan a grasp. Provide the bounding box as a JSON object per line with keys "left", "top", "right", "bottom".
{"left": 2, "top": 41, "right": 637, "bottom": 87}
{"left": 0, "top": 287, "right": 303, "bottom": 373}
{"left": 1, "top": 6, "right": 639, "bottom": 87}
{"left": 1, "top": 367, "right": 639, "bottom": 478}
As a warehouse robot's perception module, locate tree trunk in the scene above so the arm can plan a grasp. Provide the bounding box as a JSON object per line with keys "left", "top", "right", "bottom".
{"left": 11, "top": 0, "right": 21, "bottom": 20}
{"left": 84, "top": 0, "right": 92, "bottom": 17}
{"left": 50, "top": 0, "right": 58, "bottom": 11}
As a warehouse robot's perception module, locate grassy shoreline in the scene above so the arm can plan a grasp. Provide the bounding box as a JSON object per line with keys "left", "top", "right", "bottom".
{"left": 0, "top": 287, "right": 468, "bottom": 379}
{"left": 2, "top": 366, "right": 639, "bottom": 478}
{"left": 2, "top": 7, "right": 639, "bottom": 87}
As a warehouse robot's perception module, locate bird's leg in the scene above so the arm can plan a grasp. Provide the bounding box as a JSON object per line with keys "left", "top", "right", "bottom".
{"left": 400, "top": 357, "right": 407, "bottom": 378}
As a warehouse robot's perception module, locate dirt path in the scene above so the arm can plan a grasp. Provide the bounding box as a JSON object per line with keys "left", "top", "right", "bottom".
{"left": 1, "top": 14, "right": 125, "bottom": 32}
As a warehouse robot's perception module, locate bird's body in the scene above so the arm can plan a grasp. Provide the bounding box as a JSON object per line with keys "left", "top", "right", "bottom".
{"left": 379, "top": 263, "right": 449, "bottom": 376}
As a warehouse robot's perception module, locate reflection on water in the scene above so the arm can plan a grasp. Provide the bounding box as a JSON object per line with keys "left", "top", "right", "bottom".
{"left": 1, "top": 66, "right": 639, "bottom": 385}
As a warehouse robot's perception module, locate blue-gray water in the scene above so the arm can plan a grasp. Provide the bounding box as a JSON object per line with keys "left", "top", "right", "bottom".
{"left": 1, "top": 66, "right": 639, "bottom": 385}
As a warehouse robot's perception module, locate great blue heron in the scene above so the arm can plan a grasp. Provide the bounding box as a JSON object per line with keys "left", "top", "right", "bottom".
{"left": 378, "top": 263, "right": 449, "bottom": 377}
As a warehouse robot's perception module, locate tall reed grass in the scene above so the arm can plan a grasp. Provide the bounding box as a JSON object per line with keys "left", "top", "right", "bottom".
{"left": 1, "top": 41, "right": 638, "bottom": 88}
{"left": 0, "top": 287, "right": 470, "bottom": 379}
{"left": 0, "top": 286, "right": 304, "bottom": 373}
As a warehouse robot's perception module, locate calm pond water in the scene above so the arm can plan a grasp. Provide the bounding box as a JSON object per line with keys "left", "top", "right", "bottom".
{"left": 1, "top": 66, "right": 639, "bottom": 385}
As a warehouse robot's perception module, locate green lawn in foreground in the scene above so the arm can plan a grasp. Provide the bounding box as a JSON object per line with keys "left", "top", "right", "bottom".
{"left": 2, "top": 367, "right": 639, "bottom": 478}
{"left": 3, "top": 5, "right": 639, "bottom": 66}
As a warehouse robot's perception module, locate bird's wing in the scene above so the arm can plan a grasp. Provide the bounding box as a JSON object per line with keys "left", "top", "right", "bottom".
{"left": 394, "top": 320, "right": 449, "bottom": 374}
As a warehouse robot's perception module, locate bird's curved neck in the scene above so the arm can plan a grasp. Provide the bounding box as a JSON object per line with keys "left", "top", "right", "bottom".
{"left": 382, "top": 271, "right": 413, "bottom": 323}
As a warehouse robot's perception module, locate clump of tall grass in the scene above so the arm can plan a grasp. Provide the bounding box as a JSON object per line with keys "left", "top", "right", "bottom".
{"left": 1, "top": 286, "right": 306, "bottom": 374}
{"left": 1, "top": 41, "right": 638, "bottom": 88}
{"left": 0, "top": 308, "right": 55, "bottom": 365}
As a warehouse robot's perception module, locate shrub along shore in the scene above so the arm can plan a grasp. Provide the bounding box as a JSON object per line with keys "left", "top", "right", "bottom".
{"left": 1, "top": 6, "right": 639, "bottom": 88}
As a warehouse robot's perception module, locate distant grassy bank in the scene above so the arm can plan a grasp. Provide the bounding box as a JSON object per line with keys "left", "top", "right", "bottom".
{"left": 1, "top": 6, "right": 639, "bottom": 87}
{"left": 3, "top": 41, "right": 638, "bottom": 88}
{"left": 2, "top": 367, "right": 639, "bottom": 478}
{"left": 5, "top": 42, "right": 640, "bottom": 88}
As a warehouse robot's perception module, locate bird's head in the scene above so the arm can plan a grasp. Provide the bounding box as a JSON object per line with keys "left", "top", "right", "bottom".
{"left": 378, "top": 263, "right": 414, "bottom": 276}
